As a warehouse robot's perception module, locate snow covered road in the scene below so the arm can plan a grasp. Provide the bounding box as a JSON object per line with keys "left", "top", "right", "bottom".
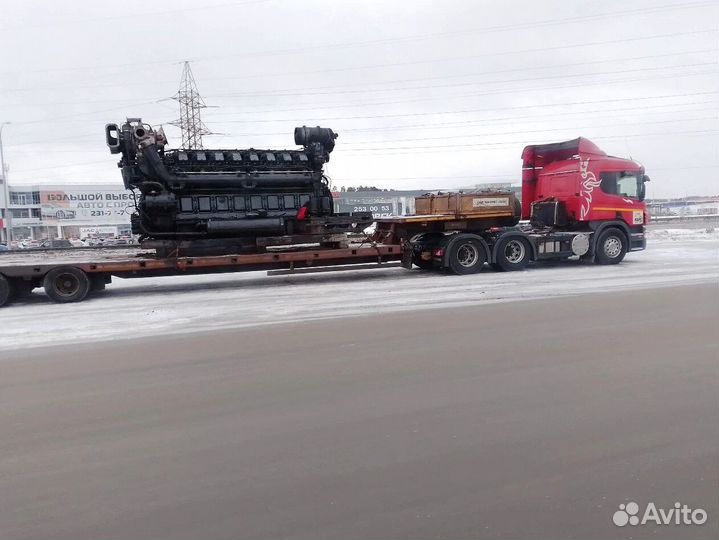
{"left": 1, "top": 228, "right": 717, "bottom": 352}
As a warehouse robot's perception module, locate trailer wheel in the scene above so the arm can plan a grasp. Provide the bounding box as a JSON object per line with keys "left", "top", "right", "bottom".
{"left": 447, "top": 238, "right": 485, "bottom": 275}
{"left": 494, "top": 237, "right": 531, "bottom": 271}
{"left": 0, "top": 275, "right": 11, "bottom": 307}
{"left": 595, "top": 228, "right": 627, "bottom": 265}
{"left": 43, "top": 267, "right": 91, "bottom": 303}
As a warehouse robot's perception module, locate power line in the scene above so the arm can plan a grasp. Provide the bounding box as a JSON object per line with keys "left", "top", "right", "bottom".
{"left": 345, "top": 116, "right": 719, "bottom": 146}
{"left": 1, "top": 95, "right": 170, "bottom": 109}
{"left": 204, "top": 62, "right": 718, "bottom": 113}
{"left": 10, "top": 129, "right": 718, "bottom": 174}
{"left": 23, "top": 113, "right": 719, "bottom": 153}
{"left": 193, "top": 29, "right": 719, "bottom": 84}
{"left": 10, "top": 105, "right": 719, "bottom": 152}
{"left": 206, "top": 49, "right": 719, "bottom": 98}
{"left": 340, "top": 129, "right": 719, "bottom": 154}
{"left": 319, "top": 101, "right": 719, "bottom": 134}
{"left": 204, "top": 71, "right": 719, "bottom": 122}
{"left": 0, "top": 0, "right": 274, "bottom": 31}
{"left": 187, "top": 1, "right": 717, "bottom": 63}
{"left": 10, "top": 87, "right": 706, "bottom": 132}
{"left": 0, "top": 27, "right": 713, "bottom": 91}
{"left": 9, "top": 98, "right": 167, "bottom": 126}
{"left": 9, "top": 72, "right": 715, "bottom": 129}
{"left": 0, "top": 4, "right": 714, "bottom": 85}
{"left": 8, "top": 95, "right": 716, "bottom": 148}
{"left": 177, "top": 100, "right": 719, "bottom": 138}
{"left": 6, "top": 37, "right": 716, "bottom": 95}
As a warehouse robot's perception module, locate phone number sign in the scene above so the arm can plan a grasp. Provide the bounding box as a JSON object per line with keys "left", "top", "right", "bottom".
{"left": 338, "top": 202, "right": 394, "bottom": 218}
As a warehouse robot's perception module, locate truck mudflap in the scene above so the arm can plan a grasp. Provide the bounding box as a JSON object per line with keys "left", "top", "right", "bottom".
{"left": 401, "top": 243, "right": 414, "bottom": 269}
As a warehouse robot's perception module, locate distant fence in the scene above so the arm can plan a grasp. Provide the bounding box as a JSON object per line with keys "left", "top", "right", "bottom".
{"left": 650, "top": 214, "right": 719, "bottom": 224}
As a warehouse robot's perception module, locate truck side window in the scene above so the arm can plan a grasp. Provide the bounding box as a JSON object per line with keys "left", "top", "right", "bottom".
{"left": 600, "top": 172, "right": 618, "bottom": 195}
{"left": 600, "top": 171, "right": 640, "bottom": 198}
{"left": 616, "top": 172, "right": 640, "bottom": 198}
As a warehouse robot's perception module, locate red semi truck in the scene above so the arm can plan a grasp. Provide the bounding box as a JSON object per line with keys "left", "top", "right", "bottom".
{"left": 0, "top": 138, "right": 648, "bottom": 306}
{"left": 378, "top": 137, "right": 648, "bottom": 274}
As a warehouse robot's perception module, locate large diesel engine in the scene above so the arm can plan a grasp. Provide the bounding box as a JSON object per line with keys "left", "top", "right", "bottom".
{"left": 105, "top": 119, "right": 371, "bottom": 246}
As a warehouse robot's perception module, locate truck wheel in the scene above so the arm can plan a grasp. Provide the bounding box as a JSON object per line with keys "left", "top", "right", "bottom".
{"left": 0, "top": 275, "right": 11, "bottom": 307}
{"left": 494, "top": 237, "right": 531, "bottom": 271}
{"left": 595, "top": 228, "right": 627, "bottom": 265}
{"left": 43, "top": 267, "right": 91, "bottom": 303}
{"left": 447, "top": 238, "right": 485, "bottom": 275}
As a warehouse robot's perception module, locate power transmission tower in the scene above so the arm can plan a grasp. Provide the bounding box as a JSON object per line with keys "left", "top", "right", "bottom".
{"left": 171, "top": 61, "right": 211, "bottom": 149}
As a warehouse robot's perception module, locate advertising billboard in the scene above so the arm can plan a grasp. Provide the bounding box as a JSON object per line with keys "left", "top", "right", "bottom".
{"left": 40, "top": 186, "right": 133, "bottom": 225}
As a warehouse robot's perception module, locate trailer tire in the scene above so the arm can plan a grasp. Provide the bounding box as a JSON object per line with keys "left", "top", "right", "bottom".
{"left": 494, "top": 236, "right": 531, "bottom": 271}
{"left": 595, "top": 228, "right": 627, "bottom": 265}
{"left": 0, "top": 275, "right": 11, "bottom": 307}
{"left": 447, "top": 238, "right": 485, "bottom": 275}
{"left": 43, "top": 267, "right": 91, "bottom": 303}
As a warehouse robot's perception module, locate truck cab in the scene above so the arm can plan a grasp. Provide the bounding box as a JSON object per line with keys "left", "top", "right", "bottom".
{"left": 521, "top": 137, "right": 649, "bottom": 253}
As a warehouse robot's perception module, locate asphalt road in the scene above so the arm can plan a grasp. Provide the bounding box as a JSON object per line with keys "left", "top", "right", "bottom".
{"left": 1, "top": 283, "right": 717, "bottom": 539}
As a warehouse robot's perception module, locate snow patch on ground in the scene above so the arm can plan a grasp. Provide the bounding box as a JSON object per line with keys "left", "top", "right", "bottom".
{"left": 646, "top": 227, "right": 718, "bottom": 242}
{"left": 1, "top": 236, "right": 717, "bottom": 352}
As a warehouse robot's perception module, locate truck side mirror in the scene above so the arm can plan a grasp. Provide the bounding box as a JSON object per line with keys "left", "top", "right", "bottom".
{"left": 643, "top": 174, "right": 650, "bottom": 183}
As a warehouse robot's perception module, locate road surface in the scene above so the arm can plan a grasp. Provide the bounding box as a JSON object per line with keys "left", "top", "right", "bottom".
{"left": 1, "top": 283, "right": 717, "bottom": 539}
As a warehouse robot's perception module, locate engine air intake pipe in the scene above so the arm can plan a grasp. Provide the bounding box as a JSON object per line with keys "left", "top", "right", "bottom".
{"left": 294, "top": 126, "right": 338, "bottom": 153}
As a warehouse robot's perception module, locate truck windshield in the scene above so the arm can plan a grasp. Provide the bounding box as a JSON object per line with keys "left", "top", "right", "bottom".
{"left": 600, "top": 171, "right": 644, "bottom": 200}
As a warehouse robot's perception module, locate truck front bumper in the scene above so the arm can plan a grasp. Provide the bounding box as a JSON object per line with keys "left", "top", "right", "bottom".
{"left": 629, "top": 232, "right": 646, "bottom": 251}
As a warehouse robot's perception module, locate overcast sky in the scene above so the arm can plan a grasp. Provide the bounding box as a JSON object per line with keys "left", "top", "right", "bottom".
{"left": 0, "top": 0, "right": 717, "bottom": 198}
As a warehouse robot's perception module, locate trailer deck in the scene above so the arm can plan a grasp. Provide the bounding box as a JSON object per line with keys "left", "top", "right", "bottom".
{"left": 0, "top": 243, "right": 403, "bottom": 306}
{"left": 0, "top": 243, "right": 402, "bottom": 277}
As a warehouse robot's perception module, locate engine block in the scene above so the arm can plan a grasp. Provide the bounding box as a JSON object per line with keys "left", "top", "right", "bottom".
{"left": 105, "top": 119, "right": 371, "bottom": 242}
